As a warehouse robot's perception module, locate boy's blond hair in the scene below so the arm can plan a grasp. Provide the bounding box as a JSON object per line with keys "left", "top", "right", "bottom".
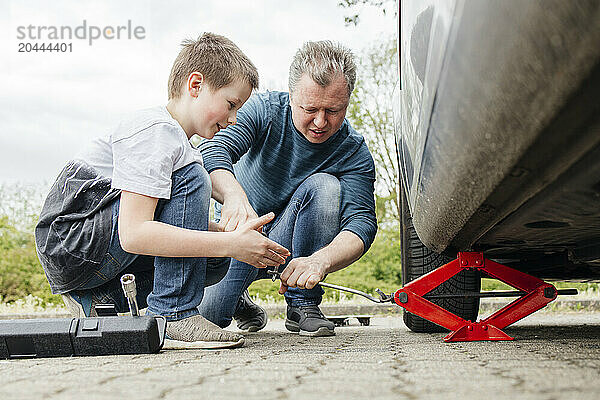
{"left": 168, "top": 32, "right": 259, "bottom": 99}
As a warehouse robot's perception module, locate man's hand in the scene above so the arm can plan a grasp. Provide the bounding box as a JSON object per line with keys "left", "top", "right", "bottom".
{"left": 231, "top": 212, "right": 290, "bottom": 268}
{"left": 278, "top": 255, "right": 328, "bottom": 294}
{"left": 218, "top": 195, "right": 259, "bottom": 232}
{"left": 276, "top": 231, "right": 365, "bottom": 295}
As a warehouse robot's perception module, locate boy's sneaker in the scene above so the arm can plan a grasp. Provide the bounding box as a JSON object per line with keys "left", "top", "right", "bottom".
{"left": 62, "top": 291, "right": 98, "bottom": 318}
{"left": 285, "top": 304, "right": 335, "bottom": 337}
{"left": 164, "top": 314, "right": 245, "bottom": 349}
{"left": 233, "top": 289, "right": 268, "bottom": 332}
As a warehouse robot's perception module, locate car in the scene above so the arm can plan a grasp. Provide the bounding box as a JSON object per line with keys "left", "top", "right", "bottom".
{"left": 396, "top": 0, "right": 600, "bottom": 332}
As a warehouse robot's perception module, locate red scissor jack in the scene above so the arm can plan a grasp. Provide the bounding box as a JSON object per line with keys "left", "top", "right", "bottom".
{"left": 393, "top": 252, "right": 577, "bottom": 342}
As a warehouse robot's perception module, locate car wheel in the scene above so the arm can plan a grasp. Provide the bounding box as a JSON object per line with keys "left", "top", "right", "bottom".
{"left": 400, "top": 180, "right": 481, "bottom": 332}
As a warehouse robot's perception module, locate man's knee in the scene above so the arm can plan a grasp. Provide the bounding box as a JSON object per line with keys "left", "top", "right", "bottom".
{"left": 301, "top": 173, "right": 341, "bottom": 213}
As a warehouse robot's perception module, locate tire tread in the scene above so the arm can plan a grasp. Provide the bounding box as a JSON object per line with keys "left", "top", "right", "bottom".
{"left": 400, "top": 183, "right": 480, "bottom": 333}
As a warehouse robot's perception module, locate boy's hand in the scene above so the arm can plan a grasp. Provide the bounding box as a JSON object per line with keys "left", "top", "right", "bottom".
{"left": 219, "top": 196, "right": 259, "bottom": 232}
{"left": 230, "top": 212, "right": 290, "bottom": 268}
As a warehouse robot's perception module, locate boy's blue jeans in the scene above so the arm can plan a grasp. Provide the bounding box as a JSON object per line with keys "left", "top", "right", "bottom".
{"left": 71, "top": 163, "right": 229, "bottom": 321}
{"left": 199, "top": 172, "right": 341, "bottom": 328}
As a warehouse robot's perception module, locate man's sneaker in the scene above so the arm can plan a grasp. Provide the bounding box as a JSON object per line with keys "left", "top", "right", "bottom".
{"left": 62, "top": 291, "right": 98, "bottom": 317}
{"left": 285, "top": 304, "right": 335, "bottom": 337}
{"left": 233, "top": 289, "right": 268, "bottom": 332}
{"left": 164, "top": 314, "right": 245, "bottom": 349}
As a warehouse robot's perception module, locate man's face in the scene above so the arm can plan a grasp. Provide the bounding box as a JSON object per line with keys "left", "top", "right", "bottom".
{"left": 290, "top": 73, "right": 350, "bottom": 144}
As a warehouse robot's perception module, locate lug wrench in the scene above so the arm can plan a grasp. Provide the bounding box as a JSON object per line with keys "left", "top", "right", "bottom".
{"left": 266, "top": 267, "right": 393, "bottom": 303}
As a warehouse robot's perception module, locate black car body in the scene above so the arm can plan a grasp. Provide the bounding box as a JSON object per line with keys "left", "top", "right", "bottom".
{"left": 397, "top": 0, "right": 600, "bottom": 331}
{"left": 398, "top": 0, "right": 600, "bottom": 279}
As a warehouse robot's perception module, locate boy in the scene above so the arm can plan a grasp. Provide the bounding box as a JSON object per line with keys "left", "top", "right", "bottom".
{"left": 35, "top": 33, "right": 290, "bottom": 349}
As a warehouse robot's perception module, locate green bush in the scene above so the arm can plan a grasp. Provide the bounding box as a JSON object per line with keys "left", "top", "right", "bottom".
{"left": 0, "top": 181, "right": 405, "bottom": 306}
{"left": 0, "top": 214, "right": 61, "bottom": 305}
{"left": 1, "top": 182, "right": 596, "bottom": 309}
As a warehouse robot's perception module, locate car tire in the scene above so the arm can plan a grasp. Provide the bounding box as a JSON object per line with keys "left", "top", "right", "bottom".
{"left": 400, "top": 180, "right": 481, "bottom": 333}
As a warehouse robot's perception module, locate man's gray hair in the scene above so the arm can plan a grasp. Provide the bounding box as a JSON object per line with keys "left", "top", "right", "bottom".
{"left": 288, "top": 40, "right": 356, "bottom": 97}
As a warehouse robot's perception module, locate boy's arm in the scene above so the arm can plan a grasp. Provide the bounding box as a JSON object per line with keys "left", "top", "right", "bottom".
{"left": 117, "top": 191, "right": 289, "bottom": 267}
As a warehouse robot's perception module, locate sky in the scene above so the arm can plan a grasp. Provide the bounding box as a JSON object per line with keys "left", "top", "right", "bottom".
{"left": 0, "top": 0, "right": 396, "bottom": 186}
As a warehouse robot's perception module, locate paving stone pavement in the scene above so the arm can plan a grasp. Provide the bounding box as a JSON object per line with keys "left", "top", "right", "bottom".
{"left": 1, "top": 311, "right": 599, "bottom": 400}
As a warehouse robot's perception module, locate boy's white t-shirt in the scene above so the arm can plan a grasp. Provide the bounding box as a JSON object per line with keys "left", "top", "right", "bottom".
{"left": 77, "top": 106, "right": 203, "bottom": 199}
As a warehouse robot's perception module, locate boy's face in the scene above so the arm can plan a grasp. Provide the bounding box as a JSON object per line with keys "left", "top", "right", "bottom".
{"left": 191, "top": 77, "right": 252, "bottom": 139}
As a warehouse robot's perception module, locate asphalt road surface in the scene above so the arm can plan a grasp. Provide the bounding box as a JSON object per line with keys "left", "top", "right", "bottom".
{"left": 1, "top": 311, "right": 599, "bottom": 400}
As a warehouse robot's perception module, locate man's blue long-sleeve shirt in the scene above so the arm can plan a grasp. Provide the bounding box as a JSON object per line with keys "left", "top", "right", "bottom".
{"left": 200, "top": 91, "right": 377, "bottom": 252}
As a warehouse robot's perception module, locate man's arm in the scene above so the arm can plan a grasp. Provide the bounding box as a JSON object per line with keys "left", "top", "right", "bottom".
{"left": 279, "top": 144, "right": 377, "bottom": 292}
{"left": 200, "top": 94, "right": 269, "bottom": 231}
{"left": 209, "top": 169, "right": 258, "bottom": 232}
{"left": 278, "top": 230, "right": 364, "bottom": 293}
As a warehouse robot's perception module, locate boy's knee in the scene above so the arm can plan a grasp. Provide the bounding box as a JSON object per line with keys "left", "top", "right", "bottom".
{"left": 155, "top": 163, "right": 211, "bottom": 227}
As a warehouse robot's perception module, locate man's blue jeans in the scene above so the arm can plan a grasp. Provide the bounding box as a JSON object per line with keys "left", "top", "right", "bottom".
{"left": 71, "top": 163, "right": 229, "bottom": 321}
{"left": 199, "top": 173, "right": 341, "bottom": 328}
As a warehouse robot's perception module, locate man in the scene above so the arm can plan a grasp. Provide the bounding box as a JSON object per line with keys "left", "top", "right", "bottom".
{"left": 198, "top": 40, "right": 377, "bottom": 337}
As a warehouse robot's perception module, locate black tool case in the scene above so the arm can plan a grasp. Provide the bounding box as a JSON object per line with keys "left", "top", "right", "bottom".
{"left": 0, "top": 315, "right": 166, "bottom": 359}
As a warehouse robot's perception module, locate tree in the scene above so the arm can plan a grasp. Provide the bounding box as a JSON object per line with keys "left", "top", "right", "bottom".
{"left": 346, "top": 37, "right": 400, "bottom": 226}
{"left": 338, "top": 0, "right": 397, "bottom": 26}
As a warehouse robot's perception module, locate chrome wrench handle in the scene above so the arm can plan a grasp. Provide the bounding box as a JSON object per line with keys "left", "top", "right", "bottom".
{"left": 120, "top": 274, "right": 140, "bottom": 316}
